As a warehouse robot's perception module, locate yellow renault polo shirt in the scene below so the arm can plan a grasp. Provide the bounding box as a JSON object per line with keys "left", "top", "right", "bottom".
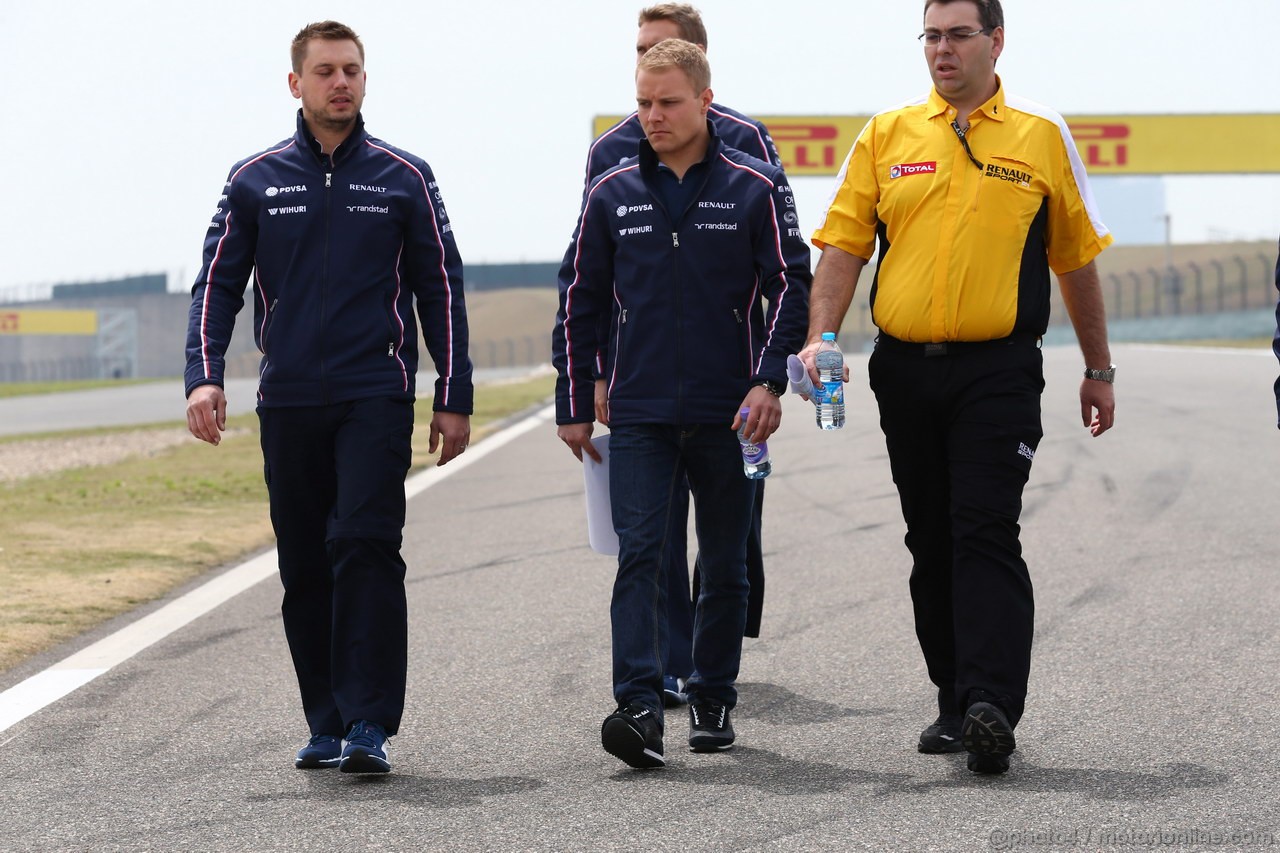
{"left": 812, "top": 80, "right": 1112, "bottom": 343}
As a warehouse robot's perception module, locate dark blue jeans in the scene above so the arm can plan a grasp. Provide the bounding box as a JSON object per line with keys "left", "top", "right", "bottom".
{"left": 665, "top": 481, "right": 766, "bottom": 679}
{"left": 608, "top": 423, "right": 755, "bottom": 719}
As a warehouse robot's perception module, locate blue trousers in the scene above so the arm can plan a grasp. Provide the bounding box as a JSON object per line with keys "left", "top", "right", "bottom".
{"left": 258, "top": 397, "right": 413, "bottom": 737}
{"left": 608, "top": 423, "right": 755, "bottom": 718}
{"left": 664, "top": 483, "right": 766, "bottom": 679}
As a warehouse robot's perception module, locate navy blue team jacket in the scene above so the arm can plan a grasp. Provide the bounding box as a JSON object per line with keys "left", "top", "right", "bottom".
{"left": 185, "top": 111, "right": 473, "bottom": 413}
{"left": 553, "top": 128, "right": 811, "bottom": 426}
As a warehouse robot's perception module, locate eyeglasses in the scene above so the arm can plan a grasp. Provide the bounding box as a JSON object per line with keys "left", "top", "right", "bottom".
{"left": 918, "top": 27, "right": 992, "bottom": 46}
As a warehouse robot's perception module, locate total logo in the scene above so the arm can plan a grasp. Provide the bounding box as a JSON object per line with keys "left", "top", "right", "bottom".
{"left": 265, "top": 185, "right": 308, "bottom": 197}
{"left": 889, "top": 162, "right": 936, "bottom": 179}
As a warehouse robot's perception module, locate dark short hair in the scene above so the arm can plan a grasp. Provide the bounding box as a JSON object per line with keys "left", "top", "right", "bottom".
{"left": 291, "top": 21, "right": 364, "bottom": 74}
{"left": 923, "top": 0, "right": 1004, "bottom": 31}
{"left": 638, "top": 4, "right": 708, "bottom": 49}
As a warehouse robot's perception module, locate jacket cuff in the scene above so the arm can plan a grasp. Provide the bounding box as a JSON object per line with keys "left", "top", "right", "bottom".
{"left": 432, "top": 375, "right": 474, "bottom": 414}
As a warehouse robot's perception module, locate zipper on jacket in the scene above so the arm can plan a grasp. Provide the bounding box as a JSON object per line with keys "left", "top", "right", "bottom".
{"left": 262, "top": 297, "right": 278, "bottom": 347}
{"left": 320, "top": 172, "right": 333, "bottom": 402}
{"left": 260, "top": 297, "right": 278, "bottom": 379}
{"left": 672, "top": 232, "right": 679, "bottom": 248}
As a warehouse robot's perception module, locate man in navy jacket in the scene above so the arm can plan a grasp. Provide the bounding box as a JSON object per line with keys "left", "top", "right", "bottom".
{"left": 184, "top": 21, "right": 472, "bottom": 775}
{"left": 586, "top": 1, "right": 783, "bottom": 712}
{"left": 553, "top": 39, "right": 810, "bottom": 768}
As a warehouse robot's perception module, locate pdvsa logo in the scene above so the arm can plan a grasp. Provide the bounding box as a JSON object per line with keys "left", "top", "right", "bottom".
{"left": 265, "top": 185, "right": 307, "bottom": 197}
{"left": 616, "top": 203, "right": 654, "bottom": 218}
{"left": 889, "top": 162, "right": 936, "bottom": 179}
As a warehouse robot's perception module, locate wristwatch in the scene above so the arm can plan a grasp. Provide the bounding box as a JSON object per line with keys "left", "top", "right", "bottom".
{"left": 752, "top": 379, "right": 786, "bottom": 397}
{"left": 1083, "top": 364, "right": 1116, "bottom": 383}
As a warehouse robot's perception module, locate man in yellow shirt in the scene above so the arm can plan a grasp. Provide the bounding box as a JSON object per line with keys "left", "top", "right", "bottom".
{"left": 802, "top": 0, "right": 1115, "bottom": 775}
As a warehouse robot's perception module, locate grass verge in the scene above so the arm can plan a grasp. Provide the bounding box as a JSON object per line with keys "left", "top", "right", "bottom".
{"left": 0, "top": 378, "right": 159, "bottom": 399}
{"left": 0, "top": 373, "right": 554, "bottom": 673}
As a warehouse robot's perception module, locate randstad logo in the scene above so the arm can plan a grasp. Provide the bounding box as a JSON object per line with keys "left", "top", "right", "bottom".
{"left": 889, "top": 162, "right": 936, "bottom": 179}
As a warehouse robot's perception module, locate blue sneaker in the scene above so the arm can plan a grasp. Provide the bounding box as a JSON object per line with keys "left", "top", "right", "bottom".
{"left": 339, "top": 720, "right": 391, "bottom": 774}
{"left": 295, "top": 733, "right": 342, "bottom": 769}
{"left": 662, "top": 675, "right": 688, "bottom": 707}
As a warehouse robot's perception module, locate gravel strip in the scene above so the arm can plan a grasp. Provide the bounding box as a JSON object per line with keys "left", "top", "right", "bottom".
{"left": 0, "top": 428, "right": 249, "bottom": 482}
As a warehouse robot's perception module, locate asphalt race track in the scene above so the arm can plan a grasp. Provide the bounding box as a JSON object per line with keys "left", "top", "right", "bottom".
{"left": 0, "top": 343, "right": 1277, "bottom": 852}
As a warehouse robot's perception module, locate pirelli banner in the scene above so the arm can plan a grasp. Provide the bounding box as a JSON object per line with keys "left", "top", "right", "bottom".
{"left": 0, "top": 310, "right": 99, "bottom": 335}
{"left": 592, "top": 114, "right": 1280, "bottom": 176}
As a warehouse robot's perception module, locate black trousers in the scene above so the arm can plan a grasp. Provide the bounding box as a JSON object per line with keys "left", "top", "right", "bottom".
{"left": 258, "top": 397, "right": 414, "bottom": 737}
{"left": 868, "top": 335, "right": 1044, "bottom": 727}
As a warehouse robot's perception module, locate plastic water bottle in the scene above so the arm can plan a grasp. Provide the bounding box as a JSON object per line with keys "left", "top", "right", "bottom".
{"left": 737, "top": 406, "right": 771, "bottom": 479}
{"left": 814, "top": 332, "right": 845, "bottom": 430}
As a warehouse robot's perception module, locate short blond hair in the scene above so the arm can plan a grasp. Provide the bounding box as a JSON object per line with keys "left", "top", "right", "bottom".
{"left": 636, "top": 38, "right": 710, "bottom": 93}
{"left": 638, "top": 4, "right": 708, "bottom": 48}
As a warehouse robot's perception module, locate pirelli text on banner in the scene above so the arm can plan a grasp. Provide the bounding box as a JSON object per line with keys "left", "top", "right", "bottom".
{"left": 592, "top": 114, "right": 1280, "bottom": 176}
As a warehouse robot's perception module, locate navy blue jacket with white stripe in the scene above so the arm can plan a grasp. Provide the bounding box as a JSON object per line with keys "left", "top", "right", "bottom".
{"left": 585, "top": 103, "right": 781, "bottom": 190}
{"left": 184, "top": 112, "right": 473, "bottom": 413}
{"left": 553, "top": 127, "right": 811, "bottom": 426}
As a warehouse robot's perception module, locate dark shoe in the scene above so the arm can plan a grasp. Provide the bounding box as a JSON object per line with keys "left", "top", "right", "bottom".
{"left": 967, "top": 752, "right": 1011, "bottom": 774}
{"left": 962, "top": 702, "right": 1016, "bottom": 775}
{"left": 662, "top": 675, "right": 689, "bottom": 707}
{"left": 339, "top": 720, "right": 391, "bottom": 774}
{"left": 688, "top": 699, "right": 735, "bottom": 752}
{"left": 917, "top": 713, "right": 965, "bottom": 753}
{"left": 295, "top": 733, "right": 342, "bottom": 769}
{"left": 601, "top": 704, "right": 665, "bottom": 769}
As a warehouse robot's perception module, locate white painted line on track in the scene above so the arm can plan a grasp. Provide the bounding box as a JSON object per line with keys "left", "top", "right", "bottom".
{"left": 0, "top": 402, "right": 556, "bottom": 736}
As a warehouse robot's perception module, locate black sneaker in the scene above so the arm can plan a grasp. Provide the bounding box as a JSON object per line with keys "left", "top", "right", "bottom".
{"left": 601, "top": 703, "right": 665, "bottom": 769}
{"left": 962, "top": 701, "right": 1016, "bottom": 775}
{"left": 688, "top": 699, "right": 735, "bottom": 752}
{"left": 917, "top": 713, "right": 965, "bottom": 753}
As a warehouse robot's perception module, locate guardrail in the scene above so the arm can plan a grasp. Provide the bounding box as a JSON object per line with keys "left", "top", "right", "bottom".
{"left": 1049, "top": 252, "right": 1275, "bottom": 327}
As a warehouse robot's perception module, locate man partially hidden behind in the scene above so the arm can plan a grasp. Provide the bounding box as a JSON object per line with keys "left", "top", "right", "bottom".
{"left": 184, "top": 21, "right": 473, "bottom": 774}
{"left": 802, "top": 0, "right": 1115, "bottom": 774}
{"left": 553, "top": 39, "right": 810, "bottom": 768}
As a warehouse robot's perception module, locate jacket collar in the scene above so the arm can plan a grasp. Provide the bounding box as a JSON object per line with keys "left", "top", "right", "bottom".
{"left": 638, "top": 119, "right": 724, "bottom": 179}
{"left": 294, "top": 109, "right": 370, "bottom": 165}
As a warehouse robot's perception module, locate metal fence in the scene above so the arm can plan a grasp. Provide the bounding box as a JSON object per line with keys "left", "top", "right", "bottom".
{"left": 839, "top": 249, "right": 1277, "bottom": 337}
{"left": 469, "top": 336, "right": 552, "bottom": 370}
{"left": 0, "top": 357, "right": 131, "bottom": 382}
{"left": 1079, "top": 252, "right": 1277, "bottom": 323}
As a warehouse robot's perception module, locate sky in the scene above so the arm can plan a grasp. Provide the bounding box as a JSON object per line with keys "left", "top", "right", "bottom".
{"left": 2, "top": 0, "right": 1279, "bottom": 294}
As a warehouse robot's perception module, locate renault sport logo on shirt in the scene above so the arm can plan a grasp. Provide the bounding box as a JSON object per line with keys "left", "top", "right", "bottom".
{"left": 984, "top": 163, "right": 1033, "bottom": 187}
{"left": 889, "top": 162, "right": 937, "bottom": 179}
